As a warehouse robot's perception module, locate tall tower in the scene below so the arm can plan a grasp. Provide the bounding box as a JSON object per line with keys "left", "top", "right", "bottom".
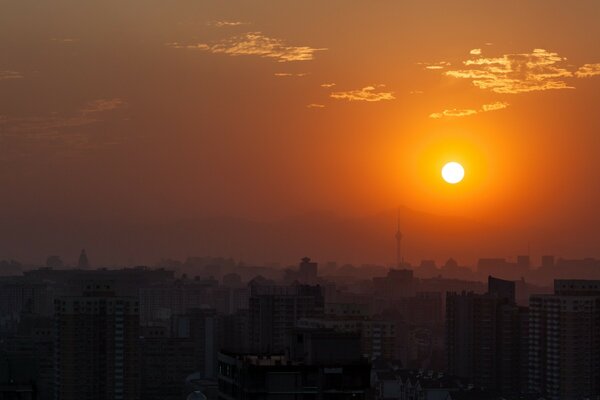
{"left": 395, "top": 208, "right": 402, "bottom": 268}
{"left": 78, "top": 249, "right": 90, "bottom": 269}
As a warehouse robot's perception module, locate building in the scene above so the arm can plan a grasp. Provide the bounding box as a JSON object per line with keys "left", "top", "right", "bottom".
{"left": 528, "top": 280, "right": 600, "bottom": 400}
{"left": 446, "top": 277, "right": 528, "bottom": 395}
{"left": 372, "top": 269, "right": 415, "bottom": 299}
{"left": 140, "top": 326, "right": 197, "bottom": 400}
{"left": 371, "top": 362, "right": 498, "bottom": 400}
{"left": 221, "top": 310, "right": 250, "bottom": 353}
{"left": 217, "top": 329, "right": 370, "bottom": 399}
{"left": 54, "top": 282, "right": 140, "bottom": 400}
{"left": 172, "top": 308, "right": 220, "bottom": 379}
{"left": 297, "top": 316, "right": 396, "bottom": 361}
{"left": 139, "top": 279, "right": 219, "bottom": 325}
{"left": 298, "top": 257, "right": 318, "bottom": 284}
{"left": 248, "top": 284, "right": 324, "bottom": 353}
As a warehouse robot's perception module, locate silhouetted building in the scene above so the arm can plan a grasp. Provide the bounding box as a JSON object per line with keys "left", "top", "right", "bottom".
{"left": 221, "top": 310, "right": 250, "bottom": 353}
{"left": 373, "top": 268, "right": 415, "bottom": 298}
{"left": 77, "top": 249, "right": 90, "bottom": 269}
{"left": 248, "top": 284, "right": 324, "bottom": 353}
{"left": 488, "top": 276, "right": 516, "bottom": 302}
{"left": 446, "top": 277, "right": 528, "bottom": 395}
{"left": 0, "top": 313, "right": 54, "bottom": 400}
{"left": 217, "top": 329, "right": 369, "bottom": 399}
{"left": 541, "top": 255, "right": 555, "bottom": 269}
{"left": 172, "top": 308, "right": 220, "bottom": 379}
{"left": 297, "top": 316, "right": 396, "bottom": 361}
{"left": 140, "top": 326, "right": 196, "bottom": 400}
{"left": 298, "top": 257, "right": 318, "bottom": 284}
{"left": 45, "top": 255, "right": 63, "bottom": 268}
{"left": 528, "top": 280, "right": 600, "bottom": 400}
{"left": 54, "top": 282, "right": 140, "bottom": 400}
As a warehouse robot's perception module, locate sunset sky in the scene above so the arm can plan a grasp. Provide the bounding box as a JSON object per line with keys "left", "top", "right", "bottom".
{"left": 1, "top": 1, "right": 600, "bottom": 265}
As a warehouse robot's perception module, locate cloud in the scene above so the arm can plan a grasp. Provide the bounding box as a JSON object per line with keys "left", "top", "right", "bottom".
{"left": 321, "top": 83, "right": 336, "bottom": 88}
{"left": 330, "top": 86, "right": 395, "bottom": 102}
{"left": 167, "top": 42, "right": 210, "bottom": 50}
{"left": 209, "top": 21, "right": 249, "bottom": 28}
{"left": 51, "top": 38, "right": 79, "bottom": 43}
{"left": 429, "top": 101, "right": 509, "bottom": 119}
{"left": 418, "top": 61, "right": 451, "bottom": 70}
{"left": 1, "top": 98, "right": 125, "bottom": 137}
{"left": 575, "top": 63, "right": 600, "bottom": 78}
{"left": 169, "top": 32, "right": 326, "bottom": 63}
{"left": 274, "top": 72, "right": 308, "bottom": 77}
{"left": 306, "top": 103, "right": 325, "bottom": 109}
{"left": 0, "top": 71, "right": 23, "bottom": 81}
{"left": 481, "top": 101, "right": 509, "bottom": 112}
{"left": 470, "top": 48, "right": 482, "bottom": 55}
{"left": 429, "top": 109, "right": 478, "bottom": 119}
{"left": 81, "top": 98, "right": 125, "bottom": 113}
{"left": 444, "top": 48, "right": 575, "bottom": 94}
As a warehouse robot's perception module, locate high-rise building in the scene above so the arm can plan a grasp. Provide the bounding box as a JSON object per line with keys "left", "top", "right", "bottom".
{"left": 297, "top": 316, "right": 396, "bottom": 361}
{"left": 139, "top": 326, "right": 196, "bottom": 400}
{"left": 54, "top": 282, "right": 140, "bottom": 400}
{"left": 528, "top": 280, "right": 600, "bottom": 400}
{"left": 446, "top": 277, "right": 528, "bottom": 395}
{"left": 171, "top": 307, "right": 220, "bottom": 379}
{"left": 298, "top": 257, "right": 318, "bottom": 284}
{"left": 248, "top": 284, "right": 324, "bottom": 353}
{"left": 77, "top": 249, "right": 90, "bottom": 269}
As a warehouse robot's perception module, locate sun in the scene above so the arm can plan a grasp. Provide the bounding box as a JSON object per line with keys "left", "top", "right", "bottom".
{"left": 441, "top": 162, "right": 465, "bottom": 184}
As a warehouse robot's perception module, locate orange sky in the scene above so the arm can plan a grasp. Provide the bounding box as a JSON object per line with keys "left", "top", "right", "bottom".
{"left": 1, "top": 0, "right": 600, "bottom": 264}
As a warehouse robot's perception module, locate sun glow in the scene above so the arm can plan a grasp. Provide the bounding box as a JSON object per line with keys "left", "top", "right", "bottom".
{"left": 442, "top": 162, "right": 465, "bottom": 184}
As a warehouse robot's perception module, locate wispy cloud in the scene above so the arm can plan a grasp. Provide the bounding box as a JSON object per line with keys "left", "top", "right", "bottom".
{"left": 418, "top": 61, "right": 451, "bottom": 70}
{"left": 481, "top": 101, "right": 509, "bottom": 112}
{"left": 81, "top": 98, "right": 125, "bottom": 113}
{"left": 1, "top": 98, "right": 125, "bottom": 137}
{"left": 168, "top": 32, "right": 326, "bottom": 63}
{"left": 51, "top": 38, "right": 79, "bottom": 43}
{"left": 306, "top": 103, "right": 325, "bottom": 109}
{"left": 321, "top": 83, "right": 336, "bottom": 88}
{"left": 0, "top": 71, "right": 23, "bottom": 81}
{"left": 470, "top": 48, "right": 482, "bottom": 55}
{"left": 429, "top": 101, "right": 509, "bottom": 119}
{"left": 429, "top": 109, "right": 478, "bottom": 119}
{"left": 274, "top": 72, "right": 308, "bottom": 77}
{"left": 330, "top": 85, "right": 395, "bottom": 102}
{"left": 209, "top": 20, "right": 249, "bottom": 28}
{"left": 443, "top": 48, "right": 575, "bottom": 94}
{"left": 575, "top": 63, "right": 600, "bottom": 78}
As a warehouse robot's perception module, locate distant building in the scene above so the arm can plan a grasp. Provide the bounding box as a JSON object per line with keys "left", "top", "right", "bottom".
{"left": 528, "top": 280, "right": 600, "bottom": 399}
{"left": 373, "top": 268, "right": 415, "bottom": 298}
{"left": 54, "top": 282, "right": 140, "bottom": 400}
{"left": 77, "top": 249, "right": 90, "bottom": 269}
{"left": 248, "top": 284, "right": 324, "bottom": 353}
{"left": 283, "top": 257, "right": 319, "bottom": 285}
{"left": 298, "top": 257, "right": 318, "bottom": 284}
{"left": 541, "top": 255, "right": 555, "bottom": 269}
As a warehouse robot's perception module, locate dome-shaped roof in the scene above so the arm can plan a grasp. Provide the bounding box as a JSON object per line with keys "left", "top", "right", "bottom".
{"left": 186, "top": 391, "right": 207, "bottom": 400}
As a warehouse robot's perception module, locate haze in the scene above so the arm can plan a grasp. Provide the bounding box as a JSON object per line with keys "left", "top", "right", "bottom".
{"left": 1, "top": 0, "right": 600, "bottom": 265}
